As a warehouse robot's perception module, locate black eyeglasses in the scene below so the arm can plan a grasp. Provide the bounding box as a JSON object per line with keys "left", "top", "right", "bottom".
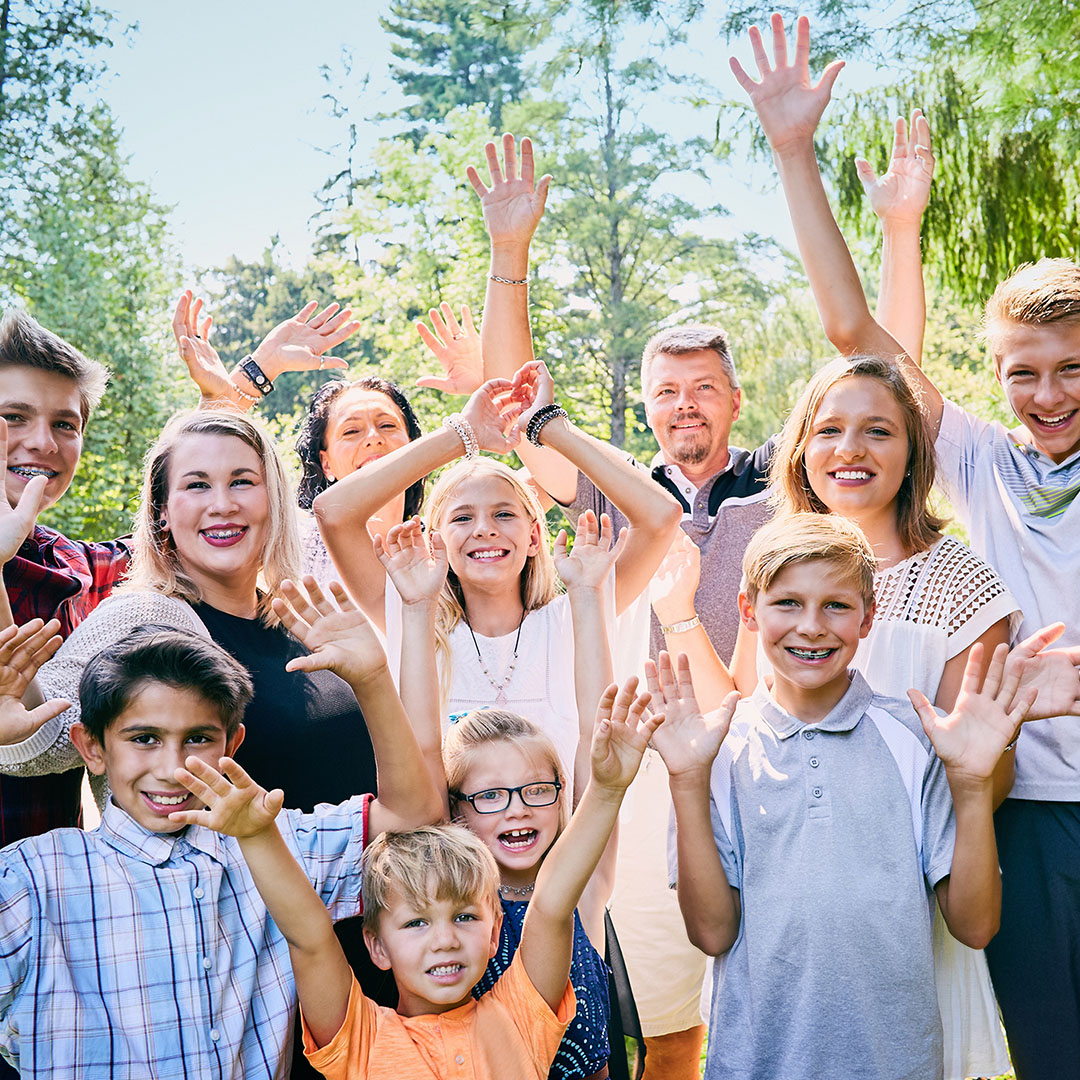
{"left": 453, "top": 780, "right": 562, "bottom": 814}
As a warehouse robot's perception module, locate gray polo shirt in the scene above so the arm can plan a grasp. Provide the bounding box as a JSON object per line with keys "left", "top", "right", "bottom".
{"left": 564, "top": 441, "right": 774, "bottom": 664}
{"left": 684, "top": 673, "right": 955, "bottom": 1080}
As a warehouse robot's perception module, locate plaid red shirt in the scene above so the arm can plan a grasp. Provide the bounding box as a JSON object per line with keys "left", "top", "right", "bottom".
{"left": 0, "top": 526, "right": 129, "bottom": 846}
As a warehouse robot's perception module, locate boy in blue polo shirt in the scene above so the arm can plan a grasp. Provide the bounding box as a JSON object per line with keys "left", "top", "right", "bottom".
{"left": 656, "top": 514, "right": 1030, "bottom": 1080}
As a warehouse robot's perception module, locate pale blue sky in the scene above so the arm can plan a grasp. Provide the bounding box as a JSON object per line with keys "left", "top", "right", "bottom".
{"left": 99, "top": 2, "right": 887, "bottom": 273}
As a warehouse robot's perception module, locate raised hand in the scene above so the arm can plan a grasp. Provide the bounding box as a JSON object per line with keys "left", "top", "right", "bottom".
{"left": 250, "top": 301, "right": 357, "bottom": 380}
{"left": 908, "top": 643, "right": 1037, "bottom": 787}
{"left": 554, "top": 510, "right": 626, "bottom": 592}
{"left": 0, "top": 419, "right": 49, "bottom": 562}
{"left": 512, "top": 359, "right": 556, "bottom": 436}
{"left": 730, "top": 14, "right": 845, "bottom": 153}
{"left": 647, "top": 651, "right": 740, "bottom": 778}
{"left": 0, "top": 619, "right": 70, "bottom": 747}
{"left": 649, "top": 529, "right": 701, "bottom": 626}
{"left": 172, "top": 290, "right": 237, "bottom": 405}
{"left": 590, "top": 677, "right": 660, "bottom": 793}
{"left": 855, "top": 110, "right": 935, "bottom": 227}
{"left": 1003, "top": 622, "right": 1080, "bottom": 721}
{"left": 415, "top": 302, "right": 484, "bottom": 395}
{"left": 170, "top": 755, "right": 284, "bottom": 835}
{"left": 459, "top": 376, "right": 526, "bottom": 452}
{"left": 373, "top": 518, "right": 448, "bottom": 606}
{"left": 270, "top": 576, "right": 389, "bottom": 687}
{"left": 467, "top": 133, "right": 552, "bottom": 250}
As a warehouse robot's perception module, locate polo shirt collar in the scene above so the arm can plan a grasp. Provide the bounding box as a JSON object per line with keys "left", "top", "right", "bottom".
{"left": 752, "top": 670, "right": 874, "bottom": 739}
{"left": 99, "top": 798, "right": 229, "bottom": 866}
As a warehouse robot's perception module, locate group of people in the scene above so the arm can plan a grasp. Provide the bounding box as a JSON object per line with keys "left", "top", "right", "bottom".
{"left": 0, "top": 14, "right": 1076, "bottom": 1080}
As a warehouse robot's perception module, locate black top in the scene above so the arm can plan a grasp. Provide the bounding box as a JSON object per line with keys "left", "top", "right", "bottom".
{"left": 193, "top": 602, "right": 377, "bottom": 811}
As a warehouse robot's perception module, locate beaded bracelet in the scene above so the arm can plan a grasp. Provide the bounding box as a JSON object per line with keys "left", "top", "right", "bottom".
{"left": 443, "top": 414, "right": 479, "bottom": 459}
{"left": 661, "top": 615, "right": 701, "bottom": 635}
{"left": 526, "top": 403, "right": 569, "bottom": 447}
{"left": 230, "top": 382, "right": 261, "bottom": 405}
{"left": 489, "top": 273, "right": 529, "bottom": 286}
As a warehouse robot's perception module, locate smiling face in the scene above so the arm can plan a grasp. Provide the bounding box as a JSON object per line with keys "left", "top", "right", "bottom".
{"left": 455, "top": 740, "right": 562, "bottom": 890}
{"left": 802, "top": 376, "right": 910, "bottom": 526}
{"left": 72, "top": 682, "right": 245, "bottom": 833}
{"left": 993, "top": 320, "right": 1080, "bottom": 462}
{"left": 0, "top": 366, "right": 85, "bottom": 511}
{"left": 643, "top": 349, "right": 741, "bottom": 482}
{"left": 319, "top": 386, "right": 412, "bottom": 482}
{"left": 160, "top": 433, "right": 269, "bottom": 609}
{"left": 436, "top": 473, "right": 542, "bottom": 593}
{"left": 740, "top": 559, "right": 874, "bottom": 721}
{"left": 365, "top": 884, "right": 500, "bottom": 1016}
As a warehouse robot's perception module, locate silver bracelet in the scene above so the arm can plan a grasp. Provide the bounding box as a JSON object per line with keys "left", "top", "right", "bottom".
{"left": 230, "top": 382, "right": 260, "bottom": 405}
{"left": 443, "top": 414, "right": 478, "bottom": 459}
{"left": 661, "top": 615, "right": 701, "bottom": 635}
{"left": 489, "top": 273, "right": 528, "bottom": 286}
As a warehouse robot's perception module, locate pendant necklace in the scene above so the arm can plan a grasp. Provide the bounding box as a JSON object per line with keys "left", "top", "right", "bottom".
{"left": 463, "top": 606, "right": 526, "bottom": 706}
{"left": 499, "top": 881, "right": 535, "bottom": 897}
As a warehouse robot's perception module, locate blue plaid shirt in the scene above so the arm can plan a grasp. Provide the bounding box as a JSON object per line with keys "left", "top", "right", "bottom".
{"left": 0, "top": 793, "right": 371, "bottom": 1079}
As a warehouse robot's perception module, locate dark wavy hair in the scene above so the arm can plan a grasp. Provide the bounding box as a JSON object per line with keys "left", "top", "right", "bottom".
{"left": 295, "top": 376, "right": 424, "bottom": 514}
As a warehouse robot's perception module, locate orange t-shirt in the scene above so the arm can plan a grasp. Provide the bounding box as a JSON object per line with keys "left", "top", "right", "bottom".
{"left": 301, "top": 952, "right": 576, "bottom": 1080}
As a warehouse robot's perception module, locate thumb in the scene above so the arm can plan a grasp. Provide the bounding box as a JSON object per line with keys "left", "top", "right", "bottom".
{"left": 14, "top": 473, "right": 48, "bottom": 525}
{"left": 25, "top": 698, "right": 72, "bottom": 731}
{"left": 1016, "top": 622, "right": 1065, "bottom": 657}
{"left": 415, "top": 376, "right": 452, "bottom": 391}
{"left": 854, "top": 157, "right": 877, "bottom": 193}
{"left": 284, "top": 654, "right": 325, "bottom": 675}
{"left": 906, "top": 687, "right": 937, "bottom": 738}
{"left": 816, "top": 59, "right": 845, "bottom": 98}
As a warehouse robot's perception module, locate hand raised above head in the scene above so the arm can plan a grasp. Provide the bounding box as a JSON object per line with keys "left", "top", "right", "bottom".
{"left": 170, "top": 755, "right": 284, "bottom": 836}
{"left": 459, "top": 377, "right": 525, "bottom": 452}
{"left": 466, "top": 133, "right": 552, "bottom": 250}
{"left": 646, "top": 652, "right": 738, "bottom": 778}
{"left": 172, "top": 290, "right": 237, "bottom": 405}
{"left": 512, "top": 359, "right": 558, "bottom": 433}
{"left": 554, "top": 511, "right": 626, "bottom": 592}
{"left": 374, "top": 518, "right": 448, "bottom": 606}
{"left": 0, "top": 619, "right": 70, "bottom": 747}
{"left": 590, "top": 677, "right": 659, "bottom": 793}
{"left": 415, "top": 302, "right": 484, "bottom": 395}
{"left": 271, "top": 576, "right": 389, "bottom": 686}
{"left": 729, "top": 14, "right": 845, "bottom": 154}
{"left": 251, "top": 300, "right": 357, "bottom": 381}
{"left": 855, "top": 109, "right": 935, "bottom": 227}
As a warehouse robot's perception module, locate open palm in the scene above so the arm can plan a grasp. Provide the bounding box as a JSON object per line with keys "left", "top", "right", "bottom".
{"left": 467, "top": 134, "right": 551, "bottom": 248}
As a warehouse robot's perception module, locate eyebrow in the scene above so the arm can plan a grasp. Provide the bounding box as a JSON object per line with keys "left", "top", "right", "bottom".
{"left": 115, "top": 722, "right": 223, "bottom": 737}
{"left": 448, "top": 501, "right": 518, "bottom": 512}
{"left": 177, "top": 467, "right": 259, "bottom": 480}
{"left": 814, "top": 413, "right": 898, "bottom": 424}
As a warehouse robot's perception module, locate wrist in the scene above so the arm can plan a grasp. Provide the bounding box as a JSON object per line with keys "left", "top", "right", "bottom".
{"left": 400, "top": 596, "right": 439, "bottom": 616}
{"left": 530, "top": 412, "right": 572, "bottom": 448}
{"left": 881, "top": 219, "right": 924, "bottom": 239}
{"left": 770, "top": 135, "right": 817, "bottom": 162}
{"left": 667, "top": 765, "right": 713, "bottom": 794}
{"left": 488, "top": 244, "right": 530, "bottom": 275}
{"left": 658, "top": 613, "right": 700, "bottom": 634}
{"left": 250, "top": 342, "right": 283, "bottom": 381}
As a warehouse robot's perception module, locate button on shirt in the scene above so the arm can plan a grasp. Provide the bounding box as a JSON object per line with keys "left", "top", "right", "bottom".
{"left": 0, "top": 794, "right": 371, "bottom": 1079}
{"left": 685, "top": 674, "right": 956, "bottom": 1080}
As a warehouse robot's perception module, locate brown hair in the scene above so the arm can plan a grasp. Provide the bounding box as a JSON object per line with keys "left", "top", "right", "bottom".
{"left": 123, "top": 410, "right": 301, "bottom": 623}
{"left": 769, "top": 354, "right": 944, "bottom": 556}
{"left": 361, "top": 824, "right": 502, "bottom": 933}
{"left": 742, "top": 512, "right": 877, "bottom": 608}
{"left": 641, "top": 323, "right": 739, "bottom": 396}
{"left": 984, "top": 258, "right": 1080, "bottom": 357}
{"left": 0, "top": 309, "right": 109, "bottom": 424}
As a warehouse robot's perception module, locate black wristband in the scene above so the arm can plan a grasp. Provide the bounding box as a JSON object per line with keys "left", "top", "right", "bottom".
{"left": 239, "top": 356, "right": 274, "bottom": 396}
{"left": 526, "top": 403, "right": 569, "bottom": 446}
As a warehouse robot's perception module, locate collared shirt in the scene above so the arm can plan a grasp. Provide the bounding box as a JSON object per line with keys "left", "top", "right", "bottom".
{"left": 0, "top": 794, "right": 370, "bottom": 1079}
{"left": 681, "top": 674, "right": 955, "bottom": 1080}
{"left": 936, "top": 397, "right": 1080, "bottom": 799}
{"left": 0, "top": 525, "right": 129, "bottom": 845}
{"left": 565, "top": 441, "right": 774, "bottom": 663}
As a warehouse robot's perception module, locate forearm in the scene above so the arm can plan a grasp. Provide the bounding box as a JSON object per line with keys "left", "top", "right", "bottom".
{"left": 348, "top": 665, "right": 444, "bottom": 830}
{"left": 660, "top": 625, "right": 736, "bottom": 713}
{"left": 569, "top": 584, "right": 613, "bottom": 805}
{"left": 878, "top": 221, "right": 927, "bottom": 366}
{"left": 937, "top": 780, "right": 1001, "bottom": 949}
{"left": 397, "top": 601, "right": 449, "bottom": 817}
{"left": 670, "top": 774, "right": 739, "bottom": 955}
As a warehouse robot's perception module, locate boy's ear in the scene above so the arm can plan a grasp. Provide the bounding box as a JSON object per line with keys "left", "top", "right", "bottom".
{"left": 363, "top": 926, "right": 393, "bottom": 972}
{"left": 737, "top": 591, "right": 758, "bottom": 633}
{"left": 225, "top": 722, "right": 246, "bottom": 758}
{"left": 488, "top": 907, "right": 503, "bottom": 959}
{"left": 859, "top": 600, "right": 875, "bottom": 639}
{"left": 69, "top": 722, "right": 107, "bottom": 776}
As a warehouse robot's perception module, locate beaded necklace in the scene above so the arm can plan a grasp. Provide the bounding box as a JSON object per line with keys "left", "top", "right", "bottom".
{"left": 462, "top": 607, "right": 526, "bottom": 706}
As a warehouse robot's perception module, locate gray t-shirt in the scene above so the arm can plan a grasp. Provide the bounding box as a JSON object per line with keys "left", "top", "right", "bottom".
{"left": 935, "top": 397, "right": 1080, "bottom": 800}
{"left": 564, "top": 442, "right": 773, "bottom": 664}
{"left": 683, "top": 673, "right": 955, "bottom": 1080}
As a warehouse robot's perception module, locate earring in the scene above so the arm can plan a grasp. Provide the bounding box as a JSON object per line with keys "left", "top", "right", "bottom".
{"left": 158, "top": 518, "right": 167, "bottom": 529}
{"left": 324, "top": 472, "right": 336, "bottom": 483}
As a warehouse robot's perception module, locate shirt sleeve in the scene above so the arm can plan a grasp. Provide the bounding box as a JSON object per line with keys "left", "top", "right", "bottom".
{"left": 283, "top": 792, "right": 372, "bottom": 922}
{"left": 490, "top": 951, "right": 576, "bottom": 1070}
{"left": 302, "top": 974, "right": 377, "bottom": 1079}
{"left": 934, "top": 398, "right": 997, "bottom": 516}
{"left": 920, "top": 748, "right": 957, "bottom": 890}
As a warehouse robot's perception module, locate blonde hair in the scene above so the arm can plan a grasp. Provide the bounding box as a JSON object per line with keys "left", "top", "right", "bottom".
{"left": 443, "top": 708, "right": 570, "bottom": 834}
{"left": 742, "top": 512, "right": 877, "bottom": 608}
{"left": 769, "top": 354, "right": 944, "bottom": 556}
{"left": 426, "top": 459, "right": 561, "bottom": 699}
{"left": 984, "top": 258, "right": 1080, "bottom": 358}
{"left": 123, "top": 410, "right": 301, "bottom": 623}
{"left": 361, "top": 824, "right": 502, "bottom": 933}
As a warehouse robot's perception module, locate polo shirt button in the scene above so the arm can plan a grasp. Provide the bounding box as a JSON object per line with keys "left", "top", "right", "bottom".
{"left": 193, "top": 887, "right": 204, "bottom": 899}
{"left": 202, "top": 957, "right": 212, "bottom": 970}
{"left": 812, "top": 787, "right": 823, "bottom": 798}
{"left": 809, "top": 756, "right": 819, "bottom": 767}
{"left": 210, "top": 1029, "right": 220, "bottom": 1042}
{"left": 803, "top": 730, "right": 815, "bottom": 740}
{"left": 455, "top": 1054, "right": 465, "bottom": 1065}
